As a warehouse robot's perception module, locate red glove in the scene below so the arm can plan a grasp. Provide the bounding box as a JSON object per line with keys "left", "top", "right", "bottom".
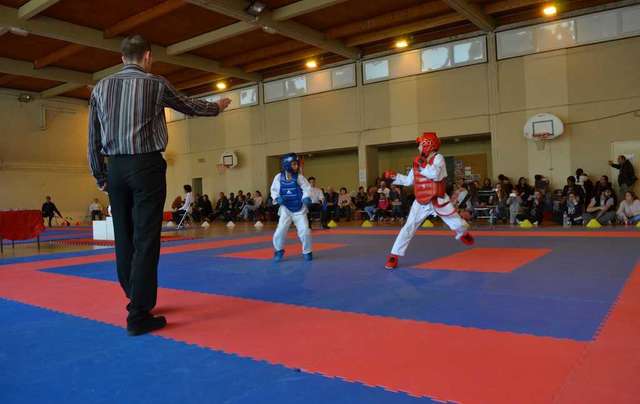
{"left": 383, "top": 170, "right": 397, "bottom": 180}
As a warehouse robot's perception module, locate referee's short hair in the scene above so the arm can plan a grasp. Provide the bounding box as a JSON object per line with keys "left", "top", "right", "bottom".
{"left": 121, "top": 35, "right": 151, "bottom": 61}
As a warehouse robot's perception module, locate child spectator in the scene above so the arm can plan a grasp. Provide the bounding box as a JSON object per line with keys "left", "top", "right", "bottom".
{"left": 507, "top": 189, "right": 522, "bottom": 225}
{"left": 584, "top": 188, "right": 616, "bottom": 225}
{"left": 336, "top": 187, "right": 352, "bottom": 221}
{"left": 375, "top": 194, "right": 390, "bottom": 222}
{"left": 564, "top": 192, "right": 583, "bottom": 225}
{"left": 617, "top": 191, "right": 640, "bottom": 225}
{"left": 389, "top": 185, "right": 404, "bottom": 222}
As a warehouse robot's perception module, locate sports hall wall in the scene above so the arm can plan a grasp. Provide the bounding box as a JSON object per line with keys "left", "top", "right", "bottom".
{"left": 165, "top": 35, "right": 640, "bottom": 209}
{"left": 0, "top": 91, "right": 105, "bottom": 220}
{"left": 1, "top": 35, "right": 638, "bottom": 216}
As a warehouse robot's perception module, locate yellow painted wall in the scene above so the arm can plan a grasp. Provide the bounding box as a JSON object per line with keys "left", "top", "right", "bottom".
{"left": 2, "top": 36, "right": 639, "bottom": 214}
{"left": 0, "top": 91, "right": 107, "bottom": 221}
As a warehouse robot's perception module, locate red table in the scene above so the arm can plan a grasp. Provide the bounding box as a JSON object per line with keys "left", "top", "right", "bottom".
{"left": 0, "top": 210, "right": 45, "bottom": 252}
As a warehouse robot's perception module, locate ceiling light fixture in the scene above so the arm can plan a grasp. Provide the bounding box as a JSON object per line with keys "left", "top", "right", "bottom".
{"left": 543, "top": 5, "right": 557, "bottom": 16}
{"left": 216, "top": 82, "right": 227, "bottom": 90}
{"left": 305, "top": 59, "right": 318, "bottom": 69}
{"left": 246, "top": 1, "right": 266, "bottom": 17}
{"left": 395, "top": 39, "right": 409, "bottom": 49}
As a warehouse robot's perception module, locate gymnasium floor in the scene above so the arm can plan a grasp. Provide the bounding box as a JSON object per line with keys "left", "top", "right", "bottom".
{"left": 1, "top": 224, "right": 639, "bottom": 403}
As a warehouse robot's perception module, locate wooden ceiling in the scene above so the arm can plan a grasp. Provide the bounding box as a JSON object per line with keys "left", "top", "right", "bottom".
{"left": 0, "top": 0, "right": 623, "bottom": 100}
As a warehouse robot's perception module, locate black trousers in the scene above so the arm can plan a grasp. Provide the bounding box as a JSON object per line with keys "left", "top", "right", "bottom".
{"left": 107, "top": 152, "right": 166, "bottom": 324}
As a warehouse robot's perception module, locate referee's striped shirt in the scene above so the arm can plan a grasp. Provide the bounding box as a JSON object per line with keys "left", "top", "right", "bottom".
{"left": 88, "top": 64, "right": 220, "bottom": 186}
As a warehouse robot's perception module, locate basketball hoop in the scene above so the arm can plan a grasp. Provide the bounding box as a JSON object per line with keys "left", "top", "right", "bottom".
{"left": 532, "top": 132, "right": 553, "bottom": 150}
{"left": 524, "top": 113, "right": 564, "bottom": 151}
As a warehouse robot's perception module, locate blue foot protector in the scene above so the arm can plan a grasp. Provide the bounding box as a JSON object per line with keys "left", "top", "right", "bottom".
{"left": 274, "top": 249, "right": 285, "bottom": 262}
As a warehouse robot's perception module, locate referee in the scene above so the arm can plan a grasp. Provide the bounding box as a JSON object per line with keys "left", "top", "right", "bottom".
{"left": 88, "top": 35, "right": 230, "bottom": 336}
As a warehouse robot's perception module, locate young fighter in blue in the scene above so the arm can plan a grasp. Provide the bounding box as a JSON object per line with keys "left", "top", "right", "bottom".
{"left": 271, "top": 153, "right": 313, "bottom": 262}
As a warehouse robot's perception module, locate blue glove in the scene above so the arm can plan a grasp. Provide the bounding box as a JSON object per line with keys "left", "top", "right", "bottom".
{"left": 276, "top": 196, "right": 284, "bottom": 205}
{"left": 302, "top": 197, "right": 312, "bottom": 207}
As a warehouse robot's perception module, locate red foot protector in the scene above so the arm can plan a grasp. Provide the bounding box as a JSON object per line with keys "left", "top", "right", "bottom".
{"left": 218, "top": 243, "right": 346, "bottom": 260}
{"left": 413, "top": 248, "right": 551, "bottom": 273}
{"left": 0, "top": 266, "right": 585, "bottom": 404}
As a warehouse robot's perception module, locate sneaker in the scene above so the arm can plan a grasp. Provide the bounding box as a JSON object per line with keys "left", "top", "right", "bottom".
{"left": 274, "top": 249, "right": 285, "bottom": 262}
{"left": 460, "top": 232, "right": 474, "bottom": 246}
{"left": 385, "top": 254, "right": 398, "bottom": 270}
{"left": 127, "top": 315, "right": 167, "bottom": 336}
{"left": 303, "top": 252, "right": 313, "bottom": 261}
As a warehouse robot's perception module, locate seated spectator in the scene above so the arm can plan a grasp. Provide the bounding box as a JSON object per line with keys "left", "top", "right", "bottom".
{"left": 481, "top": 178, "right": 493, "bottom": 191}
{"left": 378, "top": 180, "right": 391, "bottom": 198}
{"left": 594, "top": 175, "right": 614, "bottom": 199}
{"left": 389, "top": 185, "right": 404, "bottom": 222}
{"left": 515, "top": 177, "right": 534, "bottom": 201}
{"left": 364, "top": 186, "right": 379, "bottom": 220}
{"left": 374, "top": 194, "right": 391, "bottom": 222}
{"left": 171, "top": 195, "right": 183, "bottom": 211}
{"left": 173, "top": 185, "right": 193, "bottom": 224}
{"left": 265, "top": 195, "right": 278, "bottom": 221}
{"left": 239, "top": 192, "right": 255, "bottom": 221}
{"left": 617, "top": 191, "right": 640, "bottom": 225}
{"left": 507, "top": 189, "right": 523, "bottom": 225}
{"left": 253, "top": 191, "right": 265, "bottom": 220}
{"left": 307, "top": 177, "right": 329, "bottom": 229}
{"left": 233, "top": 194, "right": 247, "bottom": 220}
{"left": 89, "top": 198, "right": 104, "bottom": 221}
{"left": 583, "top": 188, "right": 616, "bottom": 225}
{"left": 325, "top": 187, "right": 339, "bottom": 220}
{"left": 498, "top": 174, "right": 514, "bottom": 194}
{"left": 534, "top": 174, "right": 550, "bottom": 193}
{"left": 489, "top": 183, "right": 509, "bottom": 224}
{"left": 212, "top": 192, "right": 230, "bottom": 221}
{"left": 199, "top": 194, "right": 214, "bottom": 221}
{"left": 562, "top": 176, "right": 585, "bottom": 203}
{"left": 517, "top": 190, "right": 545, "bottom": 225}
{"left": 564, "top": 192, "right": 583, "bottom": 225}
{"left": 354, "top": 186, "right": 367, "bottom": 210}
{"left": 336, "top": 187, "right": 352, "bottom": 221}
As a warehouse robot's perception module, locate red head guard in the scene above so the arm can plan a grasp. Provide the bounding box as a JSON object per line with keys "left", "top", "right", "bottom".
{"left": 416, "top": 132, "right": 440, "bottom": 156}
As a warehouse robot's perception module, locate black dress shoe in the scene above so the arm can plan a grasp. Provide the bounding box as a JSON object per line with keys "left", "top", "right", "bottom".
{"left": 127, "top": 315, "right": 167, "bottom": 336}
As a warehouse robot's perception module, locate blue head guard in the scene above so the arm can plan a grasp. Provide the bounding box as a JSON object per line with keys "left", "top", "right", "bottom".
{"left": 281, "top": 153, "right": 299, "bottom": 174}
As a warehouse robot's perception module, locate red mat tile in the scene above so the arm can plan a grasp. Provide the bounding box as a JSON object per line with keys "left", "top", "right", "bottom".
{"left": 554, "top": 262, "right": 640, "bottom": 404}
{"left": 0, "top": 267, "right": 584, "bottom": 404}
{"left": 413, "top": 248, "right": 552, "bottom": 273}
{"left": 218, "top": 243, "right": 347, "bottom": 260}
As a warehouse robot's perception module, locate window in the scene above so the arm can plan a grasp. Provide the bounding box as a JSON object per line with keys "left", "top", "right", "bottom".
{"left": 422, "top": 46, "right": 451, "bottom": 71}
{"left": 497, "top": 5, "right": 640, "bottom": 59}
{"left": 263, "top": 63, "right": 356, "bottom": 102}
{"left": 363, "top": 59, "right": 389, "bottom": 82}
{"left": 196, "top": 85, "right": 259, "bottom": 111}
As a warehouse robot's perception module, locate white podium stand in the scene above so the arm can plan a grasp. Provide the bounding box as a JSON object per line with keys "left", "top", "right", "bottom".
{"left": 93, "top": 216, "right": 114, "bottom": 241}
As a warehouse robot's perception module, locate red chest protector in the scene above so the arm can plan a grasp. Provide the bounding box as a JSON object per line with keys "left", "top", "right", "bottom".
{"left": 413, "top": 155, "right": 446, "bottom": 205}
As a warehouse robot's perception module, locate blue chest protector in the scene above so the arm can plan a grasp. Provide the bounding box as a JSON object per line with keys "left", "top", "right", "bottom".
{"left": 279, "top": 172, "right": 303, "bottom": 213}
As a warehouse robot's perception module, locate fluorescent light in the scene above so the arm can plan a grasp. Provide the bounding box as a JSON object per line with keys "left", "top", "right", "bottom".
{"left": 395, "top": 39, "right": 409, "bottom": 48}
{"left": 543, "top": 5, "right": 557, "bottom": 16}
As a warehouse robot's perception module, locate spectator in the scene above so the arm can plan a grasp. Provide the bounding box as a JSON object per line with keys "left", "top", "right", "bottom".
{"left": 336, "top": 187, "right": 352, "bottom": 221}
{"left": 517, "top": 190, "right": 545, "bottom": 225}
{"left": 42, "top": 196, "right": 63, "bottom": 227}
{"left": 199, "top": 194, "right": 214, "bottom": 221}
{"left": 170, "top": 195, "right": 183, "bottom": 211}
{"left": 325, "top": 187, "right": 339, "bottom": 220}
{"left": 364, "top": 186, "right": 379, "bottom": 221}
{"left": 389, "top": 185, "right": 404, "bottom": 222}
{"left": 212, "top": 192, "right": 230, "bottom": 221}
{"left": 563, "top": 192, "right": 583, "bottom": 225}
{"left": 594, "top": 175, "right": 614, "bottom": 199}
{"left": 307, "top": 177, "right": 329, "bottom": 229}
{"left": 515, "top": 177, "right": 534, "bottom": 200}
{"left": 507, "top": 189, "right": 522, "bottom": 225}
{"left": 173, "top": 184, "right": 193, "bottom": 224}
{"left": 489, "top": 183, "right": 509, "bottom": 224}
{"left": 562, "top": 176, "right": 585, "bottom": 202}
{"left": 374, "top": 194, "right": 391, "bottom": 222}
{"left": 89, "top": 198, "right": 104, "bottom": 221}
{"left": 609, "top": 155, "right": 637, "bottom": 200}
{"left": 498, "top": 174, "right": 514, "bottom": 194}
{"left": 455, "top": 183, "right": 470, "bottom": 210}
{"left": 354, "top": 186, "right": 367, "bottom": 211}
{"left": 575, "top": 168, "right": 589, "bottom": 190}
{"left": 534, "top": 174, "right": 550, "bottom": 194}
{"left": 377, "top": 181, "right": 391, "bottom": 198}
{"left": 617, "top": 191, "right": 640, "bottom": 225}
{"left": 584, "top": 188, "right": 616, "bottom": 225}
{"left": 481, "top": 178, "right": 493, "bottom": 191}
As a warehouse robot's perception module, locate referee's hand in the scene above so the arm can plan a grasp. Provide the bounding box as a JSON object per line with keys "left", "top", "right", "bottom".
{"left": 217, "top": 98, "right": 231, "bottom": 111}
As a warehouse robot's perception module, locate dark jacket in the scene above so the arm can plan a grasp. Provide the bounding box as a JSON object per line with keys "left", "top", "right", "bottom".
{"left": 611, "top": 160, "right": 637, "bottom": 187}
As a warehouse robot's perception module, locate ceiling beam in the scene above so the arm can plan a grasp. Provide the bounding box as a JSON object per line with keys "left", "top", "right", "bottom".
{"left": 0, "top": 74, "right": 15, "bottom": 86}
{"left": 185, "top": 0, "right": 360, "bottom": 59}
{"left": 223, "top": 40, "right": 308, "bottom": 66}
{"left": 272, "top": 0, "right": 348, "bottom": 20}
{"left": 0, "top": 5, "right": 260, "bottom": 81}
{"left": 104, "top": 0, "right": 187, "bottom": 38}
{"left": 41, "top": 82, "right": 86, "bottom": 98}
{"left": 174, "top": 73, "right": 224, "bottom": 90}
{"left": 167, "top": 21, "right": 256, "bottom": 55}
{"left": 326, "top": 2, "right": 451, "bottom": 39}
{"left": 244, "top": 48, "right": 324, "bottom": 72}
{"left": 34, "top": 43, "right": 85, "bottom": 69}
{"left": 0, "top": 57, "right": 93, "bottom": 85}
{"left": 18, "top": 0, "right": 60, "bottom": 19}
{"left": 441, "top": 0, "right": 496, "bottom": 31}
